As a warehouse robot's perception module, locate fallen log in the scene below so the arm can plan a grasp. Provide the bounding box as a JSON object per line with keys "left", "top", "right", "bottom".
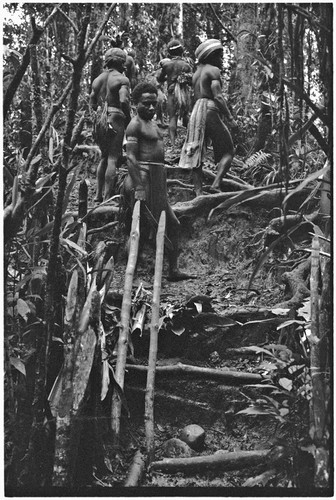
{"left": 195, "top": 307, "right": 289, "bottom": 323}
{"left": 125, "top": 362, "right": 263, "bottom": 383}
{"left": 124, "top": 450, "right": 146, "bottom": 487}
{"left": 149, "top": 449, "right": 270, "bottom": 474}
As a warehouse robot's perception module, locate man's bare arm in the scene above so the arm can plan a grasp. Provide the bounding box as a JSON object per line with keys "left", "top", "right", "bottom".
{"left": 126, "top": 129, "right": 146, "bottom": 200}
{"left": 211, "top": 79, "right": 233, "bottom": 121}
{"left": 119, "top": 83, "right": 131, "bottom": 124}
{"left": 90, "top": 84, "right": 98, "bottom": 110}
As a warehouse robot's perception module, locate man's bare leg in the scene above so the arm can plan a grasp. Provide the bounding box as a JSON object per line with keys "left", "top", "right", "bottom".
{"left": 169, "top": 115, "right": 178, "bottom": 147}
{"left": 95, "top": 157, "right": 107, "bottom": 202}
{"left": 192, "top": 167, "right": 203, "bottom": 197}
{"left": 104, "top": 156, "right": 118, "bottom": 200}
{"left": 211, "top": 152, "right": 233, "bottom": 190}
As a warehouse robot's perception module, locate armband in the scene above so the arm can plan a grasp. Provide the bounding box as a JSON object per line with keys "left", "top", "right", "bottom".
{"left": 126, "top": 136, "right": 138, "bottom": 144}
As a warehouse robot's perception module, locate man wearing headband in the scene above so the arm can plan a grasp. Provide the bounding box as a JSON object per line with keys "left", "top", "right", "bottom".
{"left": 156, "top": 40, "right": 192, "bottom": 148}
{"left": 179, "top": 39, "right": 238, "bottom": 196}
{"left": 90, "top": 48, "right": 131, "bottom": 202}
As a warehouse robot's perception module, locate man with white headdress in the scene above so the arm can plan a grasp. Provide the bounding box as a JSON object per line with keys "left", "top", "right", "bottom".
{"left": 179, "top": 39, "right": 238, "bottom": 196}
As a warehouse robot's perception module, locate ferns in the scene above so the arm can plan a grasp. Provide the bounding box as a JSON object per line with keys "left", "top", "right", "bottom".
{"left": 243, "top": 150, "right": 275, "bottom": 184}
{"left": 245, "top": 150, "right": 273, "bottom": 168}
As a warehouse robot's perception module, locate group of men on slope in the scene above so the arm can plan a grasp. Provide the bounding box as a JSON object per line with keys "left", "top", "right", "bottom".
{"left": 89, "top": 38, "right": 238, "bottom": 280}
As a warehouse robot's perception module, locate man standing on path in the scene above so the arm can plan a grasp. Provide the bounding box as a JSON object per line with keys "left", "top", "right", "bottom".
{"left": 156, "top": 40, "right": 192, "bottom": 149}
{"left": 179, "top": 39, "right": 238, "bottom": 196}
{"left": 90, "top": 48, "right": 131, "bottom": 202}
{"left": 123, "top": 82, "right": 196, "bottom": 281}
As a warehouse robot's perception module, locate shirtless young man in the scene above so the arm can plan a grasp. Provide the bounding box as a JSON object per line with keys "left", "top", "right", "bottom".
{"left": 123, "top": 82, "right": 195, "bottom": 281}
{"left": 156, "top": 40, "right": 192, "bottom": 148}
{"left": 179, "top": 39, "right": 238, "bottom": 196}
{"left": 90, "top": 48, "right": 131, "bottom": 201}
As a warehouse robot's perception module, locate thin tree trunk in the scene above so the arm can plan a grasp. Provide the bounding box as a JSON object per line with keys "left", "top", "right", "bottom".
{"left": 3, "top": 7, "right": 60, "bottom": 119}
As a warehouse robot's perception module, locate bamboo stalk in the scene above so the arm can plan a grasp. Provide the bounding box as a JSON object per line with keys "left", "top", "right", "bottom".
{"left": 145, "top": 211, "right": 166, "bottom": 463}
{"left": 309, "top": 235, "right": 329, "bottom": 486}
{"left": 111, "top": 200, "right": 141, "bottom": 444}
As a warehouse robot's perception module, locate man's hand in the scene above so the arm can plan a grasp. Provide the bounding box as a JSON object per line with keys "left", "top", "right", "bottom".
{"left": 228, "top": 117, "right": 238, "bottom": 130}
{"left": 135, "top": 186, "right": 146, "bottom": 201}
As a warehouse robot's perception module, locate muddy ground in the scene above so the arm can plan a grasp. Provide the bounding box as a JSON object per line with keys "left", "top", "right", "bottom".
{"left": 69, "top": 123, "right": 312, "bottom": 493}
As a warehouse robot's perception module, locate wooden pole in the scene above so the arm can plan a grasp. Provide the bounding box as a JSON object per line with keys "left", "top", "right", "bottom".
{"left": 145, "top": 211, "right": 166, "bottom": 463}
{"left": 111, "top": 200, "right": 140, "bottom": 444}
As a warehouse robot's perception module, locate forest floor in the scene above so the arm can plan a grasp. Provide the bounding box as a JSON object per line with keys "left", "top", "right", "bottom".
{"left": 71, "top": 121, "right": 312, "bottom": 493}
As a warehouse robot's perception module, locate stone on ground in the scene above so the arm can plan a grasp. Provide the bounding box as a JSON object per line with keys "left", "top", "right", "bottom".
{"left": 179, "top": 424, "right": 205, "bottom": 451}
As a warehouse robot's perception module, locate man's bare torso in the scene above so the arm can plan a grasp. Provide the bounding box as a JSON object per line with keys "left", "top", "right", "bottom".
{"left": 160, "top": 58, "right": 191, "bottom": 86}
{"left": 92, "top": 69, "right": 129, "bottom": 107}
{"left": 193, "top": 64, "right": 222, "bottom": 100}
{"left": 132, "top": 116, "right": 164, "bottom": 163}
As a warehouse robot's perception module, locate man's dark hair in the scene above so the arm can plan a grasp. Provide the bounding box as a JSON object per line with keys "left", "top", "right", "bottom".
{"left": 168, "top": 39, "right": 184, "bottom": 56}
{"left": 203, "top": 48, "right": 223, "bottom": 66}
{"left": 132, "top": 82, "right": 157, "bottom": 104}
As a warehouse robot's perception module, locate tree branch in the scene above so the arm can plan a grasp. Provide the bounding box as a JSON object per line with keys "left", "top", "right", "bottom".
{"left": 208, "top": 3, "right": 237, "bottom": 42}
{"left": 3, "top": 6, "right": 60, "bottom": 119}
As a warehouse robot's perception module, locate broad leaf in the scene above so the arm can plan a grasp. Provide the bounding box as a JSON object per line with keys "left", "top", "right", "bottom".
{"left": 17, "top": 298, "right": 31, "bottom": 321}
{"left": 171, "top": 325, "right": 185, "bottom": 336}
{"left": 10, "top": 357, "right": 26, "bottom": 376}
{"left": 65, "top": 270, "right": 78, "bottom": 322}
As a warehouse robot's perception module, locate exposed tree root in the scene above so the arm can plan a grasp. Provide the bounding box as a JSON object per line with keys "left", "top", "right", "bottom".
{"left": 275, "top": 258, "right": 311, "bottom": 309}
{"left": 125, "top": 385, "right": 213, "bottom": 411}
{"left": 125, "top": 362, "right": 263, "bottom": 382}
{"left": 264, "top": 211, "right": 319, "bottom": 247}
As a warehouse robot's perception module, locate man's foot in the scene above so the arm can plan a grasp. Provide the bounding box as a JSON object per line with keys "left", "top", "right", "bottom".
{"left": 167, "top": 270, "right": 197, "bottom": 282}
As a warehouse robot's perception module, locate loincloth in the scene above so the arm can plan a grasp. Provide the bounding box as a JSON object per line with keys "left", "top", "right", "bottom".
{"left": 168, "top": 81, "right": 191, "bottom": 119}
{"left": 138, "top": 161, "right": 168, "bottom": 224}
{"left": 94, "top": 104, "right": 125, "bottom": 154}
{"left": 178, "top": 98, "right": 218, "bottom": 170}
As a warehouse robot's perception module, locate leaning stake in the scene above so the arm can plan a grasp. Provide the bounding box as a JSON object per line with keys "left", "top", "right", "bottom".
{"left": 145, "top": 210, "right": 166, "bottom": 463}
{"left": 111, "top": 200, "right": 141, "bottom": 444}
